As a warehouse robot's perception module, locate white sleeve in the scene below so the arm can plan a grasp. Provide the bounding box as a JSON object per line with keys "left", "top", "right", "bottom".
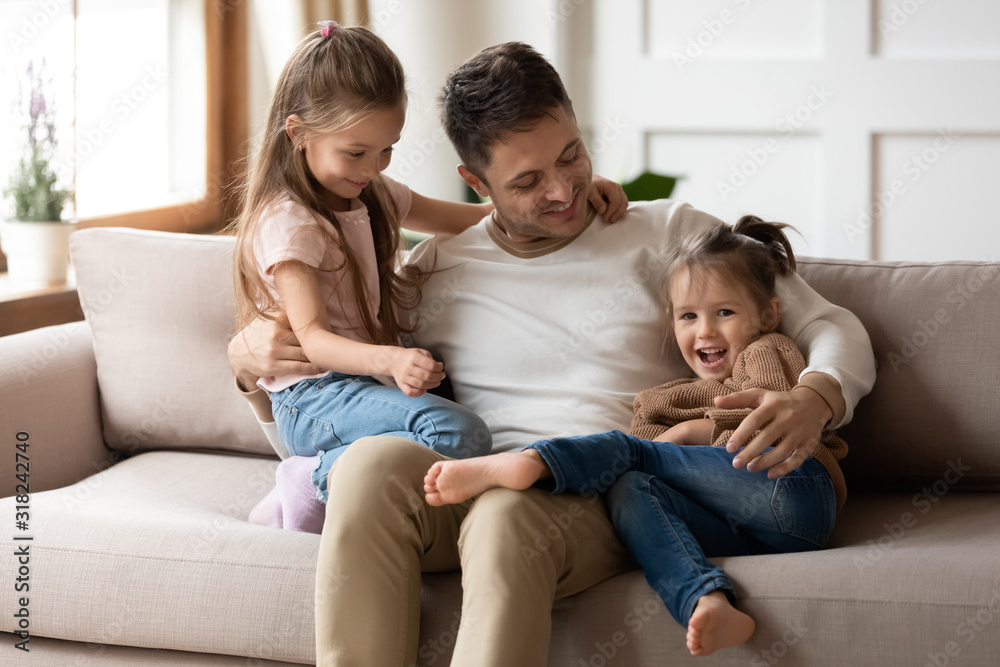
{"left": 775, "top": 271, "right": 877, "bottom": 427}
{"left": 247, "top": 403, "right": 289, "bottom": 459}
{"left": 659, "top": 200, "right": 726, "bottom": 255}
{"left": 404, "top": 233, "right": 436, "bottom": 270}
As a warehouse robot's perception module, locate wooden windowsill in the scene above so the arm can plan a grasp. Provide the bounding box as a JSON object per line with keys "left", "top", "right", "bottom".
{"left": 0, "top": 270, "right": 85, "bottom": 338}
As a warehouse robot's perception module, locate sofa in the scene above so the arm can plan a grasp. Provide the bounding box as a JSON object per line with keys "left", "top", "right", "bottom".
{"left": 2, "top": 226, "right": 999, "bottom": 666}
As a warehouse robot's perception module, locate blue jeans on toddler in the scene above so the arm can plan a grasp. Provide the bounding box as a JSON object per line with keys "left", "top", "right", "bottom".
{"left": 526, "top": 430, "right": 837, "bottom": 627}
{"left": 271, "top": 373, "right": 492, "bottom": 502}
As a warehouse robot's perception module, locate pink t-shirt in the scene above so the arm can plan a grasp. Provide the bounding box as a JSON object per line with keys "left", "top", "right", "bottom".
{"left": 254, "top": 177, "right": 412, "bottom": 392}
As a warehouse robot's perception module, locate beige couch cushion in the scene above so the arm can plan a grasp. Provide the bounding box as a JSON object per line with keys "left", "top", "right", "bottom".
{"left": 0, "top": 633, "right": 301, "bottom": 665}
{"left": 3, "top": 450, "right": 998, "bottom": 665}
{"left": 69, "top": 228, "right": 272, "bottom": 457}
{"left": 799, "top": 258, "right": 1000, "bottom": 489}
{"left": 0, "top": 451, "right": 318, "bottom": 664}
{"left": 0, "top": 322, "right": 113, "bottom": 498}
{"left": 547, "top": 491, "right": 1000, "bottom": 666}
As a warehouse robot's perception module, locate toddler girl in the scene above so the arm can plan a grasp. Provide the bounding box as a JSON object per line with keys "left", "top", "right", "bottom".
{"left": 232, "top": 22, "right": 626, "bottom": 524}
{"left": 424, "top": 215, "right": 848, "bottom": 657}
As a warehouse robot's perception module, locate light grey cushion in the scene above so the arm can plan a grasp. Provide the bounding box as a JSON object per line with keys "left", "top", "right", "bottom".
{"left": 0, "top": 322, "right": 112, "bottom": 497}
{"left": 0, "top": 451, "right": 317, "bottom": 664}
{"left": 799, "top": 258, "right": 1000, "bottom": 489}
{"left": 3, "top": 450, "right": 997, "bottom": 665}
{"left": 69, "top": 228, "right": 272, "bottom": 457}
{"left": 0, "top": 633, "right": 301, "bottom": 666}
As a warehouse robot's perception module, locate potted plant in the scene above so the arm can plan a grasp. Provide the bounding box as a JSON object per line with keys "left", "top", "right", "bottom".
{"left": 2, "top": 60, "right": 74, "bottom": 288}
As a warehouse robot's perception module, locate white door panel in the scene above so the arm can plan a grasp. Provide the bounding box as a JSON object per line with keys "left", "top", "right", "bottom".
{"left": 576, "top": 0, "right": 1000, "bottom": 260}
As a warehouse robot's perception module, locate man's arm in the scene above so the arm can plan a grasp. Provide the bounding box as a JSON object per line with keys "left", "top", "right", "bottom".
{"left": 774, "top": 270, "right": 876, "bottom": 427}
{"left": 716, "top": 272, "right": 877, "bottom": 477}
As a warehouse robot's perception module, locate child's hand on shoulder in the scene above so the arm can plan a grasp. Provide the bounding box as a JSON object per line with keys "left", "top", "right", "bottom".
{"left": 589, "top": 175, "right": 628, "bottom": 223}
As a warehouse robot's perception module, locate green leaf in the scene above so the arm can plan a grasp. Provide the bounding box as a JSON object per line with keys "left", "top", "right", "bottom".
{"left": 621, "top": 172, "right": 680, "bottom": 202}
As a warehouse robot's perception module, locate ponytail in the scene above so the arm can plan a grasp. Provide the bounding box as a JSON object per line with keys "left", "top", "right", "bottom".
{"left": 731, "top": 215, "right": 797, "bottom": 275}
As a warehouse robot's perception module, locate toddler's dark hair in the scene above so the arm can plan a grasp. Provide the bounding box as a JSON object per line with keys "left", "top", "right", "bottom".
{"left": 662, "top": 215, "right": 798, "bottom": 333}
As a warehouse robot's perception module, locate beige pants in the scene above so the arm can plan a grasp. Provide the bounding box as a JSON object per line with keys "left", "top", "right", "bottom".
{"left": 314, "top": 436, "right": 635, "bottom": 666}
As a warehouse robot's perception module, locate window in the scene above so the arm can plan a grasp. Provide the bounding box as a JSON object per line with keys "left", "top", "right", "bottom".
{"left": 1, "top": 0, "right": 243, "bottom": 232}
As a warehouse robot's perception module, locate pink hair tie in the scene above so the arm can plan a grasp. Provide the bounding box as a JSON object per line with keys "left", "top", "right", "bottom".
{"left": 318, "top": 20, "right": 340, "bottom": 38}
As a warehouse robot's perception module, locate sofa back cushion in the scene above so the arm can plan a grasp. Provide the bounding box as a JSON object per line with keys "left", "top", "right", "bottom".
{"left": 799, "top": 257, "right": 1000, "bottom": 490}
{"left": 70, "top": 227, "right": 273, "bottom": 457}
{"left": 69, "top": 228, "right": 1000, "bottom": 487}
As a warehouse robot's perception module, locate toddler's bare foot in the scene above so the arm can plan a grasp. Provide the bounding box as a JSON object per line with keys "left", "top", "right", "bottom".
{"left": 686, "top": 590, "right": 755, "bottom": 657}
{"left": 424, "top": 451, "right": 548, "bottom": 506}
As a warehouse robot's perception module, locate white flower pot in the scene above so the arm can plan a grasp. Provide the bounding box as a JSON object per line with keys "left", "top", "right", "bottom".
{"left": 0, "top": 220, "right": 77, "bottom": 289}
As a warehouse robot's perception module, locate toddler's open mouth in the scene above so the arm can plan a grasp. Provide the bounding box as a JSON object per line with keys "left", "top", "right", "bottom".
{"left": 697, "top": 348, "right": 727, "bottom": 367}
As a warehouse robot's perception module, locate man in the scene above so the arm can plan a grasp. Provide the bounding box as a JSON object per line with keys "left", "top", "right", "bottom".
{"left": 229, "top": 42, "right": 876, "bottom": 666}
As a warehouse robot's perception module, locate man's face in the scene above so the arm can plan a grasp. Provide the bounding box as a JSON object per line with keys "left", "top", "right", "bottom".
{"left": 472, "top": 105, "right": 594, "bottom": 243}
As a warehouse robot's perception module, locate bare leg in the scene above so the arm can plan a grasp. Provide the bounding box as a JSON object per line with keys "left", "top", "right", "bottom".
{"left": 424, "top": 449, "right": 550, "bottom": 506}
{"left": 686, "top": 590, "right": 755, "bottom": 657}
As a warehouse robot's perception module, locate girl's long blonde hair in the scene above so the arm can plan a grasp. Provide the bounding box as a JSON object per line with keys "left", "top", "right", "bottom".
{"left": 229, "top": 25, "right": 422, "bottom": 345}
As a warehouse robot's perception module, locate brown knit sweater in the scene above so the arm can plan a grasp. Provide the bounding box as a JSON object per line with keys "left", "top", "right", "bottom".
{"left": 629, "top": 333, "right": 848, "bottom": 512}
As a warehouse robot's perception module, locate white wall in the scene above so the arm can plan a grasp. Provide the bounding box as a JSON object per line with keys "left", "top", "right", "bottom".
{"left": 248, "top": 0, "right": 1000, "bottom": 262}
{"left": 583, "top": 0, "right": 1000, "bottom": 261}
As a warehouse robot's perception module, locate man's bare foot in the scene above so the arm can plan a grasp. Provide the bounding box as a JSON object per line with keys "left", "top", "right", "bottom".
{"left": 686, "top": 590, "right": 755, "bottom": 657}
{"left": 424, "top": 451, "right": 549, "bottom": 506}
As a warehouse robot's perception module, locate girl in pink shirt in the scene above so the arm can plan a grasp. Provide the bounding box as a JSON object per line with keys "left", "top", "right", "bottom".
{"left": 230, "top": 22, "right": 625, "bottom": 513}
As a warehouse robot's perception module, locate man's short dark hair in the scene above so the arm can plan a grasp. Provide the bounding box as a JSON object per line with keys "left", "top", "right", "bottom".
{"left": 440, "top": 42, "right": 572, "bottom": 181}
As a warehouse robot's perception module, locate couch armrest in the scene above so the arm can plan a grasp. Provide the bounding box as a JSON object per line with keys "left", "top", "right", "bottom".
{"left": 0, "top": 322, "right": 114, "bottom": 497}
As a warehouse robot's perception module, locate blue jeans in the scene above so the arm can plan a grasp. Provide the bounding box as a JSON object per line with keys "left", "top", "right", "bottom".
{"left": 271, "top": 374, "right": 492, "bottom": 502}
{"left": 526, "top": 430, "right": 837, "bottom": 627}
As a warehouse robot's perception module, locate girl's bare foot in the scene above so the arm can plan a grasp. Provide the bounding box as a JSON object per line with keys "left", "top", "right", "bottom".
{"left": 424, "top": 451, "right": 548, "bottom": 506}
{"left": 686, "top": 590, "right": 755, "bottom": 657}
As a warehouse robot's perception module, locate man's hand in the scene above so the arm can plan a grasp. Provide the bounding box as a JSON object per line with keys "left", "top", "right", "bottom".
{"left": 589, "top": 175, "right": 628, "bottom": 223}
{"left": 714, "top": 387, "right": 831, "bottom": 478}
{"left": 227, "top": 314, "right": 321, "bottom": 390}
